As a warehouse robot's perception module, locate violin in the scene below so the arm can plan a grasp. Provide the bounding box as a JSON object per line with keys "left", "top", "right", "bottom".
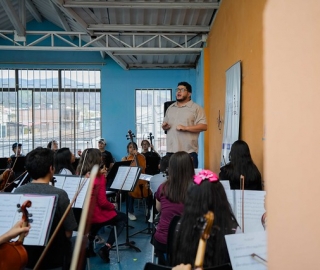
{"left": 194, "top": 211, "right": 214, "bottom": 269}
{"left": 126, "top": 130, "right": 151, "bottom": 199}
{"left": 0, "top": 200, "right": 32, "bottom": 270}
{"left": 0, "top": 157, "right": 24, "bottom": 192}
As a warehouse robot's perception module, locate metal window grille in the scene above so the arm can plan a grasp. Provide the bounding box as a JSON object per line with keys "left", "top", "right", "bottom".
{"left": 0, "top": 68, "right": 101, "bottom": 157}
{"left": 135, "top": 88, "right": 171, "bottom": 156}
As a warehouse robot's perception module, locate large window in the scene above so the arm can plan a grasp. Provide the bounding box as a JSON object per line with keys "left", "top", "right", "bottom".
{"left": 135, "top": 88, "right": 172, "bottom": 156}
{"left": 0, "top": 69, "right": 101, "bottom": 157}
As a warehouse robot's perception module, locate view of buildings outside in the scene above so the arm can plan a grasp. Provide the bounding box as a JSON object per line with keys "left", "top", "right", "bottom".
{"left": 0, "top": 69, "right": 101, "bottom": 157}
{"left": 0, "top": 69, "right": 172, "bottom": 158}
{"left": 135, "top": 88, "right": 172, "bottom": 157}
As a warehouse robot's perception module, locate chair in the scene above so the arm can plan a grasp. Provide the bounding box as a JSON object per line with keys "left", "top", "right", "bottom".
{"left": 166, "top": 215, "right": 181, "bottom": 266}
{"left": 92, "top": 225, "right": 120, "bottom": 263}
{"left": 73, "top": 208, "right": 120, "bottom": 264}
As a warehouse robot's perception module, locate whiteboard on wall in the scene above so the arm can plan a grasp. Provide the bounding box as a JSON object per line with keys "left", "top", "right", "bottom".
{"left": 220, "top": 61, "right": 241, "bottom": 167}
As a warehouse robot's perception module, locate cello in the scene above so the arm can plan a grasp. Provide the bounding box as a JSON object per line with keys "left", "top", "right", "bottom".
{"left": 146, "top": 132, "right": 161, "bottom": 175}
{"left": 0, "top": 200, "right": 32, "bottom": 270}
{"left": 125, "top": 130, "right": 151, "bottom": 199}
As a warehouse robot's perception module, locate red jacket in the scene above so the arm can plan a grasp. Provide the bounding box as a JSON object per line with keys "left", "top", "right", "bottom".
{"left": 91, "top": 174, "right": 117, "bottom": 224}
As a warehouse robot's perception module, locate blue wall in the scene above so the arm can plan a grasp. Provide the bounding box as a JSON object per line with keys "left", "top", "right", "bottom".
{"left": 0, "top": 20, "right": 208, "bottom": 165}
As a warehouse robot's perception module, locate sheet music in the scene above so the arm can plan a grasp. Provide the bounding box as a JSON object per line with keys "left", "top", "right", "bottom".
{"left": 220, "top": 180, "right": 231, "bottom": 190}
{"left": 110, "top": 166, "right": 141, "bottom": 191}
{"left": 139, "top": 173, "right": 152, "bottom": 181}
{"left": 74, "top": 177, "right": 89, "bottom": 208}
{"left": 122, "top": 167, "right": 140, "bottom": 191}
{"left": 225, "top": 231, "right": 267, "bottom": 270}
{"left": 53, "top": 175, "right": 66, "bottom": 189}
{"left": 63, "top": 177, "right": 80, "bottom": 205}
{"left": 111, "top": 167, "right": 131, "bottom": 190}
{"left": 53, "top": 175, "right": 90, "bottom": 208}
{"left": 225, "top": 190, "right": 266, "bottom": 233}
{"left": 0, "top": 193, "right": 56, "bottom": 246}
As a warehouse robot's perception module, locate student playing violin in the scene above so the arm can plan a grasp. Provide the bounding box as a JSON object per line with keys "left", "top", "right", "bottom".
{"left": 0, "top": 220, "right": 30, "bottom": 245}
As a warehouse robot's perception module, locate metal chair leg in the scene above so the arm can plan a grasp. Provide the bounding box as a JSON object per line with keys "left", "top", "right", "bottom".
{"left": 114, "top": 226, "right": 120, "bottom": 263}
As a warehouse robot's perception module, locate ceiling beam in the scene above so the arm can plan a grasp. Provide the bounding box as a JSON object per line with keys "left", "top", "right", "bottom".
{"left": 0, "top": 45, "right": 201, "bottom": 54}
{"left": 64, "top": 1, "right": 219, "bottom": 9}
{"left": 26, "top": 0, "right": 42, "bottom": 22}
{"left": 88, "top": 24, "right": 210, "bottom": 33}
{"left": 19, "top": 0, "right": 26, "bottom": 30}
{"left": 0, "top": 0, "right": 25, "bottom": 36}
{"left": 128, "top": 63, "right": 196, "bottom": 69}
{"left": 50, "top": 0, "right": 92, "bottom": 35}
{"left": 49, "top": 0, "right": 74, "bottom": 40}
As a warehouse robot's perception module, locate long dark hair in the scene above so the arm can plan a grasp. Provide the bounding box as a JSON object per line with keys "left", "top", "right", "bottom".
{"left": 76, "top": 148, "right": 101, "bottom": 176}
{"left": 161, "top": 151, "right": 194, "bottom": 203}
{"left": 172, "top": 180, "right": 238, "bottom": 267}
{"left": 54, "top": 147, "right": 75, "bottom": 174}
{"left": 223, "top": 140, "right": 262, "bottom": 190}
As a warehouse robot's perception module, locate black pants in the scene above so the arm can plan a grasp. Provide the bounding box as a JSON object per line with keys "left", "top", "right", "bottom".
{"left": 152, "top": 237, "right": 169, "bottom": 266}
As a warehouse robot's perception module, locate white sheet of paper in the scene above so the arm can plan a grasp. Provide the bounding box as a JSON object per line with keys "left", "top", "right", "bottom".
{"left": 0, "top": 194, "right": 56, "bottom": 246}
{"left": 220, "top": 180, "right": 231, "bottom": 190}
{"left": 139, "top": 174, "right": 152, "bottom": 181}
{"left": 122, "top": 167, "right": 140, "bottom": 191}
{"left": 74, "top": 178, "right": 89, "bottom": 208}
{"left": 53, "top": 175, "right": 90, "bottom": 208}
{"left": 53, "top": 175, "right": 66, "bottom": 189}
{"left": 63, "top": 177, "right": 80, "bottom": 203}
{"left": 111, "top": 167, "right": 130, "bottom": 190}
{"left": 225, "top": 231, "right": 267, "bottom": 270}
{"left": 225, "top": 190, "right": 266, "bottom": 233}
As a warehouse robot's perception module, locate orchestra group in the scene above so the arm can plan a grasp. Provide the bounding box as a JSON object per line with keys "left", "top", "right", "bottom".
{"left": 0, "top": 82, "right": 264, "bottom": 270}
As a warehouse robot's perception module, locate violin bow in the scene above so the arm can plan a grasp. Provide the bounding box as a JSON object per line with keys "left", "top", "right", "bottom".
{"left": 70, "top": 165, "right": 99, "bottom": 269}
{"left": 240, "top": 175, "right": 245, "bottom": 233}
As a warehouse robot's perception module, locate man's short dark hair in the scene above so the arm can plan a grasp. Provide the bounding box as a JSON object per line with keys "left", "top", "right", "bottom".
{"left": 12, "top": 142, "right": 22, "bottom": 150}
{"left": 25, "top": 147, "right": 54, "bottom": 180}
{"left": 177, "top": 81, "right": 192, "bottom": 93}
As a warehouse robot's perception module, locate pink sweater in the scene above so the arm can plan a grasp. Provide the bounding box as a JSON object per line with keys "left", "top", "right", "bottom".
{"left": 90, "top": 174, "right": 117, "bottom": 224}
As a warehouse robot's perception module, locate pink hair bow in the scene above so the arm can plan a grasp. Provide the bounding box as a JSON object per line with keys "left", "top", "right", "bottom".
{"left": 193, "top": 169, "right": 219, "bottom": 185}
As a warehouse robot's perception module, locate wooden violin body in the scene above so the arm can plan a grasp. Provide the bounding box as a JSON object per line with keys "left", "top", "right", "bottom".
{"left": 0, "top": 200, "right": 31, "bottom": 270}
{"left": 0, "top": 169, "right": 13, "bottom": 191}
{"left": 126, "top": 153, "right": 151, "bottom": 199}
{"left": 126, "top": 130, "right": 152, "bottom": 199}
{"left": 0, "top": 242, "right": 28, "bottom": 270}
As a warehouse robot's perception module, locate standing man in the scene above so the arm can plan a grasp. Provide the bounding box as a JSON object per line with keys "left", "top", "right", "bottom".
{"left": 162, "top": 82, "right": 207, "bottom": 168}
{"left": 10, "top": 142, "right": 25, "bottom": 157}
{"left": 98, "top": 138, "right": 115, "bottom": 172}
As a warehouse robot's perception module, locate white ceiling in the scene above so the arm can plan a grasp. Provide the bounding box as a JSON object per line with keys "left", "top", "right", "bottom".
{"left": 0, "top": 0, "right": 220, "bottom": 69}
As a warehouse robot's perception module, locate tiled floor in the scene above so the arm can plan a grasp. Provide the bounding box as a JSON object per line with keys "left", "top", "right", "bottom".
{"left": 86, "top": 200, "right": 154, "bottom": 270}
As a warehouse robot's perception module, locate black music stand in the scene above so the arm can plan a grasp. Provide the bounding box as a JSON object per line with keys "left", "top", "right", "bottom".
{"left": 110, "top": 166, "right": 142, "bottom": 252}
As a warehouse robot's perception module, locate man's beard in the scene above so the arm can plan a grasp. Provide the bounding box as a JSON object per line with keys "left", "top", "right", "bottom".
{"left": 176, "top": 95, "right": 188, "bottom": 102}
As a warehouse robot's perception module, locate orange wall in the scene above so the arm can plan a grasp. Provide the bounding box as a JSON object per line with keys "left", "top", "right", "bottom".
{"left": 264, "top": 0, "right": 320, "bottom": 268}
{"left": 204, "top": 0, "right": 266, "bottom": 182}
